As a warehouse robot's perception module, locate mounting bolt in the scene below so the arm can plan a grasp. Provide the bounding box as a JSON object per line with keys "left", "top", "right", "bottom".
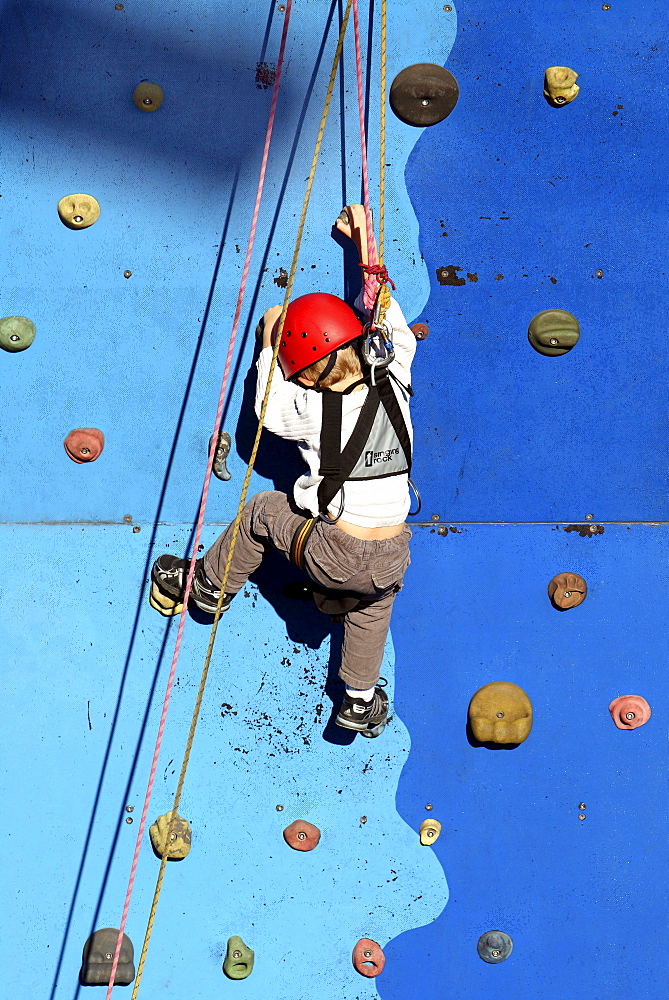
{"left": 276, "top": 804, "right": 284, "bottom": 811}
{"left": 123, "top": 270, "right": 132, "bottom": 278}
{"left": 585, "top": 513, "right": 594, "bottom": 520}
{"left": 425, "top": 803, "right": 433, "bottom": 811}
{"left": 133, "top": 525, "right": 141, "bottom": 533}
{"left": 431, "top": 514, "right": 440, "bottom": 522}
{"left": 126, "top": 805, "right": 134, "bottom": 813}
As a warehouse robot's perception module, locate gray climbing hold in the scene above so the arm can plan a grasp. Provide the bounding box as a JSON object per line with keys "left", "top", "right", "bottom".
{"left": 477, "top": 930, "right": 513, "bottom": 964}
{"left": 209, "top": 430, "right": 232, "bottom": 481}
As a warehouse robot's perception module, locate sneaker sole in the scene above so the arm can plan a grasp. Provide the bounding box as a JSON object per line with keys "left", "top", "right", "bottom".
{"left": 335, "top": 713, "right": 389, "bottom": 735}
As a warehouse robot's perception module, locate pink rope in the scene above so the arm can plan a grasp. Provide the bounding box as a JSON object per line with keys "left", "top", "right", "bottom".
{"left": 104, "top": 3, "right": 294, "bottom": 995}
{"left": 351, "top": 0, "right": 379, "bottom": 311}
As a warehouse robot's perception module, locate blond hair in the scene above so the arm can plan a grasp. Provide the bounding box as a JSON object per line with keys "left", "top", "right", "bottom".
{"left": 298, "top": 342, "right": 363, "bottom": 388}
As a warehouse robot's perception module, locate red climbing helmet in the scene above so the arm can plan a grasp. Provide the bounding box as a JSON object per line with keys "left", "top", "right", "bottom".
{"left": 273, "top": 292, "right": 364, "bottom": 380}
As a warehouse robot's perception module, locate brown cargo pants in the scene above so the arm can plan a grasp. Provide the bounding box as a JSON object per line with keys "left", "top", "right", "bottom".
{"left": 203, "top": 490, "right": 411, "bottom": 689}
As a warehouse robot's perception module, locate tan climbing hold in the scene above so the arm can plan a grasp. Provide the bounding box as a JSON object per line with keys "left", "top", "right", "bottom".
{"left": 149, "top": 581, "right": 183, "bottom": 617}
{"left": 548, "top": 572, "right": 587, "bottom": 609}
{"left": 149, "top": 811, "right": 192, "bottom": 859}
{"left": 57, "top": 194, "right": 101, "bottom": 230}
{"left": 469, "top": 681, "right": 533, "bottom": 745}
{"left": 544, "top": 67, "right": 580, "bottom": 107}
{"left": 133, "top": 82, "right": 164, "bottom": 111}
{"left": 419, "top": 818, "right": 441, "bottom": 845}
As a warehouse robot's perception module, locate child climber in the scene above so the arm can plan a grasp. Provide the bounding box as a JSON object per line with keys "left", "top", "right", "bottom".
{"left": 150, "top": 205, "right": 416, "bottom": 738}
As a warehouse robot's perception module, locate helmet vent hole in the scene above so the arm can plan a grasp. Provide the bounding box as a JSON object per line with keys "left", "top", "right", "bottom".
{"left": 301, "top": 331, "right": 308, "bottom": 338}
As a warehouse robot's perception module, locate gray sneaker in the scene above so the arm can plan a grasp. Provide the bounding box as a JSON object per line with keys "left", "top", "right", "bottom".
{"left": 335, "top": 686, "right": 389, "bottom": 738}
{"left": 150, "top": 554, "right": 234, "bottom": 617}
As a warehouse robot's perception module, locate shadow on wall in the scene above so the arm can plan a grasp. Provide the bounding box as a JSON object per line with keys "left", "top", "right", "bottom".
{"left": 0, "top": 0, "right": 300, "bottom": 178}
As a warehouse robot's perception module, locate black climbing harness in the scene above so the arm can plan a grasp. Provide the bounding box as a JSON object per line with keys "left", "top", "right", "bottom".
{"left": 317, "top": 364, "right": 416, "bottom": 522}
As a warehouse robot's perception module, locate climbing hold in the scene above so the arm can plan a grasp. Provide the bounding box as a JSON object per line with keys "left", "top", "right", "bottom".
{"left": 548, "top": 572, "right": 587, "bottom": 609}
{"left": 419, "top": 818, "right": 441, "bottom": 845}
{"left": 352, "top": 938, "right": 385, "bottom": 978}
{"left": 544, "top": 67, "right": 580, "bottom": 107}
{"left": 477, "top": 930, "right": 513, "bottom": 964}
{"left": 209, "top": 430, "right": 232, "bottom": 481}
{"left": 0, "top": 315, "right": 36, "bottom": 353}
{"left": 608, "top": 695, "right": 651, "bottom": 730}
{"left": 468, "top": 681, "right": 533, "bottom": 745}
{"left": 64, "top": 428, "right": 104, "bottom": 463}
{"left": 283, "top": 819, "right": 321, "bottom": 851}
{"left": 79, "top": 928, "right": 135, "bottom": 985}
{"left": 223, "top": 936, "right": 254, "bottom": 980}
{"left": 149, "top": 582, "right": 183, "bottom": 617}
{"left": 149, "top": 811, "right": 192, "bottom": 859}
{"left": 390, "top": 63, "right": 459, "bottom": 127}
{"left": 411, "top": 322, "right": 429, "bottom": 340}
{"left": 528, "top": 309, "right": 580, "bottom": 356}
{"left": 133, "top": 81, "right": 164, "bottom": 111}
{"left": 64, "top": 428, "right": 105, "bottom": 463}
{"left": 57, "top": 194, "right": 101, "bottom": 230}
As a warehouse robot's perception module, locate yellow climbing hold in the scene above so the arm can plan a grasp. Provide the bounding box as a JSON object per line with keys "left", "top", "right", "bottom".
{"left": 149, "top": 811, "right": 192, "bottom": 859}
{"left": 57, "top": 194, "right": 101, "bottom": 230}
{"left": 149, "top": 581, "right": 183, "bottom": 617}
{"left": 133, "top": 82, "right": 164, "bottom": 111}
{"left": 468, "top": 681, "right": 533, "bottom": 745}
{"left": 419, "top": 818, "right": 441, "bottom": 845}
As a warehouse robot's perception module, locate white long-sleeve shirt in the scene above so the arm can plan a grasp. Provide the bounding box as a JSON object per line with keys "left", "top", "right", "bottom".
{"left": 254, "top": 295, "right": 416, "bottom": 527}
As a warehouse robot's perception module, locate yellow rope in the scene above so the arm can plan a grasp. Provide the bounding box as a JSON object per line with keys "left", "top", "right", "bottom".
{"left": 129, "top": 4, "right": 353, "bottom": 995}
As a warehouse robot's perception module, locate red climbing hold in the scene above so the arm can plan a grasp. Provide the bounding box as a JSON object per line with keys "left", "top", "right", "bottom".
{"left": 64, "top": 428, "right": 105, "bottom": 463}
{"left": 352, "top": 938, "right": 385, "bottom": 977}
{"left": 608, "top": 695, "right": 651, "bottom": 730}
{"left": 282, "top": 819, "right": 321, "bottom": 851}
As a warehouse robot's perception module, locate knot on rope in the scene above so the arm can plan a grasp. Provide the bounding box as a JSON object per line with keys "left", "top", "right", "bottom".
{"left": 359, "top": 263, "right": 396, "bottom": 289}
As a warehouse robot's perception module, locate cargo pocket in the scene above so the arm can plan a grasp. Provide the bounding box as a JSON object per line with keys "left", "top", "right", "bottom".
{"left": 370, "top": 540, "right": 411, "bottom": 591}
{"left": 305, "top": 534, "right": 364, "bottom": 586}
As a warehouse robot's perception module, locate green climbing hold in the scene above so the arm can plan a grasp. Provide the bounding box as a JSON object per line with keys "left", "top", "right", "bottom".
{"left": 223, "top": 936, "right": 254, "bottom": 980}
{"left": 0, "top": 316, "right": 36, "bottom": 353}
{"left": 528, "top": 309, "right": 580, "bottom": 356}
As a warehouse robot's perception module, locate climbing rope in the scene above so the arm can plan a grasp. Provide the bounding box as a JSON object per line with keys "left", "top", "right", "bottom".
{"left": 378, "top": 0, "right": 387, "bottom": 266}
{"left": 104, "top": 2, "right": 295, "bottom": 995}
{"left": 352, "top": 0, "right": 392, "bottom": 324}
{"left": 118, "top": 4, "right": 354, "bottom": 997}
{"left": 377, "top": 0, "right": 391, "bottom": 324}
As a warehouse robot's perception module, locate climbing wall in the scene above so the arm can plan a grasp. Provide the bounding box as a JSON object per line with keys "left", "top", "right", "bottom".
{"left": 1, "top": 1, "right": 666, "bottom": 998}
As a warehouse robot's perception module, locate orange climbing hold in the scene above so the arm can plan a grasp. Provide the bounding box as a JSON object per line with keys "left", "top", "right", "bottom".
{"left": 283, "top": 819, "right": 321, "bottom": 851}
{"left": 352, "top": 938, "right": 385, "bottom": 977}
{"left": 608, "top": 695, "right": 651, "bottom": 730}
{"left": 64, "top": 428, "right": 105, "bottom": 463}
